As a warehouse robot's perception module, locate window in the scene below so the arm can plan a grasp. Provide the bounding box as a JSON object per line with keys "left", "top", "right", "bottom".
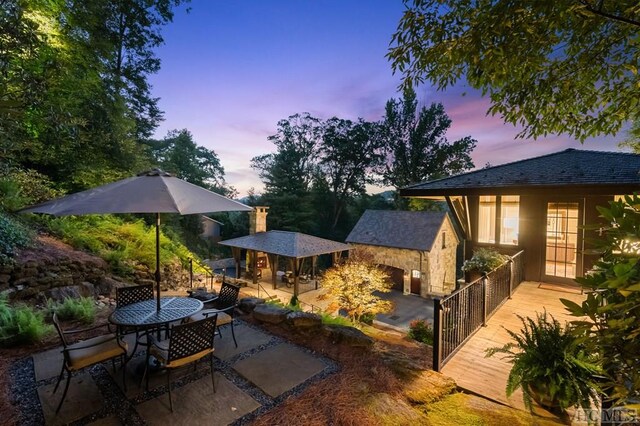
{"left": 477, "top": 195, "right": 520, "bottom": 245}
{"left": 478, "top": 196, "right": 496, "bottom": 243}
{"left": 500, "top": 196, "right": 520, "bottom": 245}
{"left": 442, "top": 232, "right": 446, "bottom": 249}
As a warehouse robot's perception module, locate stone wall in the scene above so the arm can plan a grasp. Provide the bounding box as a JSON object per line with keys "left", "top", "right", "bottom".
{"left": 350, "top": 243, "right": 426, "bottom": 295}
{"left": 0, "top": 235, "right": 193, "bottom": 301}
{"left": 426, "top": 218, "right": 458, "bottom": 296}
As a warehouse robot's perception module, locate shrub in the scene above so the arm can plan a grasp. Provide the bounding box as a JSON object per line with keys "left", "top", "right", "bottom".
{"left": 462, "top": 248, "right": 509, "bottom": 274}
{"left": 0, "top": 212, "right": 33, "bottom": 263}
{"left": 48, "top": 297, "right": 96, "bottom": 324}
{"left": 408, "top": 319, "right": 434, "bottom": 345}
{"left": 0, "top": 295, "right": 52, "bottom": 347}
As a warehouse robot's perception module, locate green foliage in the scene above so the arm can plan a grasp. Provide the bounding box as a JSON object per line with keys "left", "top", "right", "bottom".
{"left": 0, "top": 168, "right": 63, "bottom": 211}
{"left": 0, "top": 295, "right": 52, "bottom": 347}
{"left": 381, "top": 87, "right": 476, "bottom": 208}
{"left": 1, "top": 0, "right": 187, "bottom": 191}
{"left": 318, "top": 249, "right": 393, "bottom": 324}
{"left": 47, "top": 297, "right": 95, "bottom": 324}
{"left": 44, "top": 215, "right": 199, "bottom": 276}
{"left": 408, "top": 319, "right": 433, "bottom": 345}
{"left": 0, "top": 212, "right": 33, "bottom": 263}
{"left": 486, "top": 312, "right": 600, "bottom": 413}
{"left": 147, "top": 129, "right": 235, "bottom": 196}
{"left": 320, "top": 312, "right": 354, "bottom": 327}
{"left": 388, "top": 1, "right": 640, "bottom": 141}
{"left": 561, "top": 194, "right": 640, "bottom": 406}
{"left": 462, "top": 248, "right": 509, "bottom": 275}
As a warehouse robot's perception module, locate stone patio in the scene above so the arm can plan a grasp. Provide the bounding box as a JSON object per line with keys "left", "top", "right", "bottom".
{"left": 12, "top": 320, "right": 337, "bottom": 425}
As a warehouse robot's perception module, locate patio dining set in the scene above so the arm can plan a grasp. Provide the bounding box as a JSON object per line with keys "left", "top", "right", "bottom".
{"left": 51, "top": 281, "right": 241, "bottom": 415}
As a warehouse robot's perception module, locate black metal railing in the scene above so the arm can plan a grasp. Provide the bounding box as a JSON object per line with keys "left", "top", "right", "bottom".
{"left": 432, "top": 250, "right": 525, "bottom": 371}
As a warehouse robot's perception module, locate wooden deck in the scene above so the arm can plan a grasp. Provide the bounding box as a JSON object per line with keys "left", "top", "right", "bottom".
{"left": 441, "top": 281, "right": 585, "bottom": 411}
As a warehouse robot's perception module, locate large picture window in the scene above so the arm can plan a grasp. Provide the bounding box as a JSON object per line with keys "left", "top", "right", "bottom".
{"left": 477, "top": 195, "right": 520, "bottom": 245}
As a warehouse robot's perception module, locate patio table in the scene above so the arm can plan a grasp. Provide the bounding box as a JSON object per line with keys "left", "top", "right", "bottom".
{"left": 109, "top": 296, "right": 203, "bottom": 328}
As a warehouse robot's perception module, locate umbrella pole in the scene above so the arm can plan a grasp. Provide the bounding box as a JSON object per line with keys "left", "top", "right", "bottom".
{"left": 156, "top": 213, "right": 161, "bottom": 311}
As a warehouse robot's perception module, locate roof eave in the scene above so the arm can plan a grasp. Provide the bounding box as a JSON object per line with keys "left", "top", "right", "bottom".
{"left": 400, "top": 183, "right": 640, "bottom": 197}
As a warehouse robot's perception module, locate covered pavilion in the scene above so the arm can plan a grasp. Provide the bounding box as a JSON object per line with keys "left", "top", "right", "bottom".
{"left": 218, "top": 230, "right": 351, "bottom": 296}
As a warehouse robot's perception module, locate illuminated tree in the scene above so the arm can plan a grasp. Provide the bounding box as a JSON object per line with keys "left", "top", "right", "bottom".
{"left": 319, "top": 250, "right": 393, "bottom": 324}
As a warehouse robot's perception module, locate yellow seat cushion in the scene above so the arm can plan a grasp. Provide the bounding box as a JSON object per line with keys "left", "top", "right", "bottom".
{"left": 149, "top": 338, "right": 213, "bottom": 369}
{"left": 66, "top": 334, "right": 128, "bottom": 370}
{"left": 188, "top": 311, "right": 231, "bottom": 325}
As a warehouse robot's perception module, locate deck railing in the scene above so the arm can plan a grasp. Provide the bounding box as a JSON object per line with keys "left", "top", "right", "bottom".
{"left": 432, "top": 250, "right": 524, "bottom": 371}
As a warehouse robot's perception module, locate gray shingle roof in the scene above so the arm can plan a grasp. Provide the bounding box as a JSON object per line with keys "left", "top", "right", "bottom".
{"left": 402, "top": 149, "right": 640, "bottom": 195}
{"left": 346, "top": 210, "right": 449, "bottom": 251}
{"left": 218, "top": 231, "right": 351, "bottom": 259}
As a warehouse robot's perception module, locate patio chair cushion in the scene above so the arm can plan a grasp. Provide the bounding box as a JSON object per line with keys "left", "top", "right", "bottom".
{"left": 187, "top": 310, "right": 231, "bottom": 325}
{"left": 149, "top": 334, "right": 214, "bottom": 369}
{"left": 66, "top": 334, "right": 128, "bottom": 370}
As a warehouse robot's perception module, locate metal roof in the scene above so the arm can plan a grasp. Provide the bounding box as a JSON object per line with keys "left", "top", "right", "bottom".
{"left": 346, "top": 210, "right": 452, "bottom": 251}
{"left": 218, "top": 230, "right": 351, "bottom": 259}
{"left": 401, "top": 149, "right": 640, "bottom": 196}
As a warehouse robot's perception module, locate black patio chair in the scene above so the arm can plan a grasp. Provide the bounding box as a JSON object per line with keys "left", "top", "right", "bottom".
{"left": 145, "top": 314, "right": 218, "bottom": 412}
{"left": 186, "top": 281, "right": 240, "bottom": 347}
{"left": 116, "top": 284, "right": 154, "bottom": 353}
{"left": 51, "top": 313, "right": 128, "bottom": 413}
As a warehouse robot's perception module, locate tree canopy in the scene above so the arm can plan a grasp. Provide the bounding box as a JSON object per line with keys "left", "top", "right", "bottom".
{"left": 388, "top": 1, "right": 640, "bottom": 141}
{"left": 1, "top": 0, "right": 188, "bottom": 190}
{"left": 381, "top": 87, "right": 476, "bottom": 199}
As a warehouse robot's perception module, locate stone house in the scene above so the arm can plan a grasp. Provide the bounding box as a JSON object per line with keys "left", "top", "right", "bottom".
{"left": 346, "top": 210, "right": 459, "bottom": 297}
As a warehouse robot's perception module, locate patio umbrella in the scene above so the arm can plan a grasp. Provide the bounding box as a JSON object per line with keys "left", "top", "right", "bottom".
{"left": 20, "top": 169, "right": 253, "bottom": 311}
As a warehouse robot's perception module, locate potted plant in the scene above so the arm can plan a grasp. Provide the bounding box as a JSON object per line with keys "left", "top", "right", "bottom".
{"left": 461, "top": 248, "right": 509, "bottom": 281}
{"left": 485, "top": 311, "right": 600, "bottom": 415}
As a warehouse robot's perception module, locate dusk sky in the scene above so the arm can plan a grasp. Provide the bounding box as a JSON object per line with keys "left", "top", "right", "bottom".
{"left": 150, "top": 0, "right": 624, "bottom": 197}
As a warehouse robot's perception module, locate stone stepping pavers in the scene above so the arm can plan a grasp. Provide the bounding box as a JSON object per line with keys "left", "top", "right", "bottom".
{"left": 15, "top": 320, "right": 337, "bottom": 425}
{"left": 233, "top": 344, "right": 327, "bottom": 398}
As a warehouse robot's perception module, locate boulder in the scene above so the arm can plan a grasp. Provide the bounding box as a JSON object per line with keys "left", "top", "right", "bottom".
{"left": 238, "top": 297, "right": 265, "bottom": 313}
{"left": 46, "top": 285, "right": 82, "bottom": 302}
{"left": 80, "top": 281, "right": 97, "bottom": 297}
{"left": 96, "top": 276, "right": 128, "bottom": 296}
{"left": 286, "top": 311, "right": 322, "bottom": 328}
{"left": 252, "top": 304, "right": 291, "bottom": 324}
{"left": 323, "top": 324, "right": 374, "bottom": 347}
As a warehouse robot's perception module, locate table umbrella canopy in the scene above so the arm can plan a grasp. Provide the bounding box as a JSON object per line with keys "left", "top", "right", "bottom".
{"left": 20, "top": 169, "right": 253, "bottom": 311}
{"left": 20, "top": 169, "right": 251, "bottom": 215}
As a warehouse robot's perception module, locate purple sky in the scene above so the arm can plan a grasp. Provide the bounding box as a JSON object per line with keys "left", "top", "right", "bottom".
{"left": 150, "top": 0, "right": 624, "bottom": 197}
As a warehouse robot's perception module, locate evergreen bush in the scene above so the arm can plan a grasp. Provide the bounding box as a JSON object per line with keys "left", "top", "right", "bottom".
{"left": 0, "top": 212, "right": 33, "bottom": 263}
{"left": 408, "top": 319, "right": 434, "bottom": 345}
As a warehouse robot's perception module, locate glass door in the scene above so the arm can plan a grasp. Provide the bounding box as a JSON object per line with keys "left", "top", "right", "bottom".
{"left": 545, "top": 202, "right": 580, "bottom": 280}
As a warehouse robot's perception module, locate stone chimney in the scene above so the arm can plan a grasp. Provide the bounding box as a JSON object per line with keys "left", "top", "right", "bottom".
{"left": 249, "top": 206, "right": 268, "bottom": 234}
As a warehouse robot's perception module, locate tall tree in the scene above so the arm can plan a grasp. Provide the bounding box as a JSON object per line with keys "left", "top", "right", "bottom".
{"left": 0, "top": 0, "right": 186, "bottom": 190}
{"left": 251, "top": 113, "right": 322, "bottom": 233}
{"left": 388, "top": 1, "right": 640, "bottom": 141}
{"left": 320, "top": 117, "right": 384, "bottom": 232}
{"left": 381, "top": 88, "right": 476, "bottom": 206}
{"left": 148, "top": 129, "right": 232, "bottom": 196}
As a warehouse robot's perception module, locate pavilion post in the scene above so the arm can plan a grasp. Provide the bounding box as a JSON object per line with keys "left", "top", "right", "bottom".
{"left": 251, "top": 250, "right": 258, "bottom": 284}
{"left": 155, "top": 213, "right": 161, "bottom": 311}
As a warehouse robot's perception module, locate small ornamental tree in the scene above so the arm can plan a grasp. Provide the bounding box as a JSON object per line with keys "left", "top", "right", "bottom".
{"left": 561, "top": 195, "right": 640, "bottom": 407}
{"left": 319, "top": 250, "right": 393, "bottom": 324}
